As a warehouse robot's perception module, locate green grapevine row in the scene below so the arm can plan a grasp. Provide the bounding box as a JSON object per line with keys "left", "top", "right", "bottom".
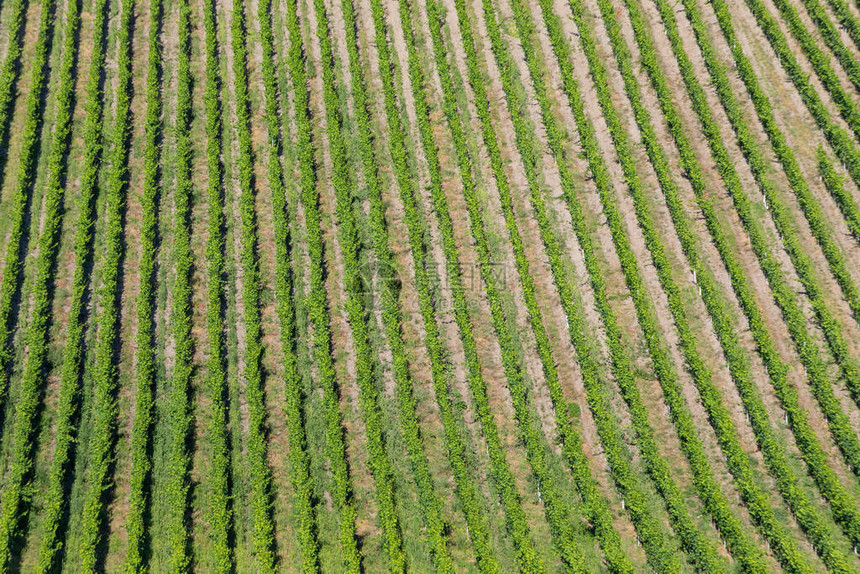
{"left": 33, "top": 0, "right": 111, "bottom": 567}
{"left": 284, "top": 0, "right": 361, "bottom": 569}
{"left": 310, "top": 0, "right": 409, "bottom": 568}
{"left": 229, "top": 0, "right": 277, "bottom": 568}
{"left": 595, "top": 0, "right": 860, "bottom": 566}
{"left": 124, "top": 0, "right": 164, "bottom": 567}
{"left": 362, "top": 0, "right": 546, "bottom": 569}
{"left": 201, "top": 0, "right": 234, "bottom": 566}
{"left": 696, "top": 0, "right": 860, "bottom": 420}
{"left": 76, "top": 0, "right": 135, "bottom": 568}
{"left": 258, "top": 0, "right": 319, "bottom": 569}
{"left": 670, "top": 0, "right": 860, "bottom": 480}
{"left": 636, "top": 0, "right": 860, "bottom": 557}
{"left": 753, "top": 0, "right": 860, "bottom": 138}
{"left": 0, "top": 0, "right": 77, "bottom": 567}
{"left": 338, "top": 0, "right": 501, "bottom": 569}
{"left": 817, "top": 147, "right": 860, "bottom": 243}
{"left": 164, "top": 0, "right": 195, "bottom": 568}
{"left": 798, "top": 0, "right": 860, "bottom": 94}
{"left": 426, "top": 0, "right": 639, "bottom": 570}
{"left": 824, "top": 0, "right": 860, "bottom": 56}
{"left": 0, "top": 0, "right": 55, "bottom": 427}
{"left": 315, "top": 0, "right": 461, "bottom": 569}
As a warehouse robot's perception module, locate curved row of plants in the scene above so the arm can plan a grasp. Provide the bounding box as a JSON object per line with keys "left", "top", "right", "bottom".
{"left": 636, "top": 0, "right": 860, "bottom": 556}
{"left": 315, "top": 0, "right": 460, "bottom": 570}
{"left": 428, "top": 0, "right": 680, "bottom": 570}
{"left": 540, "top": 0, "right": 859, "bottom": 568}
{"left": 0, "top": 0, "right": 78, "bottom": 567}
{"left": 258, "top": 0, "right": 319, "bottom": 570}
{"left": 0, "top": 0, "right": 55, "bottom": 425}
{"left": 670, "top": 0, "right": 860, "bottom": 480}
{"left": 752, "top": 0, "right": 860, "bottom": 137}
{"left": 592, "top": 0, "right": 860, "bottom": 565}
{"left": 424, "top": 0, "right": 641, "bottom": 570}
{"left": 124, "top": 0, "right": 164, "bottom": 567}
{"left": 817, "top": 147, "right": 860, "bottom": 243}
{"left": 229, "top": 0, "right": 277, "bottom": 568}
{"left": 33, "top": 0, "right": 111, "bottom": 568}
{"left": 284, "top": 0, "right": 362, "bottom": 570}
{"left": 400, "top": 0, "right": 595, "bottom": 568}
{"left": 492, "top": 0, "right": 805, "bottom": 569}
{"left": 163, "top": 0, "right": 195, "bottom": 569}
{"left": 729, "top": 0, "right": 860, "bottom": 214}
{"left": 338, "top": 0, "right": 502, "bottom": 570}
{"left": 200, "top": 0, "right": 233, "bottom": 566}
{"left": 76, "top": 0, "right": 135, "bottom": 568}
{"left": 694, "top": 0, "right": 860, "bottom": 421}
{"left": 485, "top": 0, "right": 802, "bottom": 568}
{"left": 361, "top": 0, "right": 546, "bottom": 569}
{"left": 309, "top": 0, "right": 409, "bottom": 569}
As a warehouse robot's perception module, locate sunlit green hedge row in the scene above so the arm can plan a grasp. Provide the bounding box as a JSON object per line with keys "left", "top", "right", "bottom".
{"left": 641, "top": 0, "right": 860, "bottom": 562}
{"left": 201, "top": 0, "right": 233, "bottom": 566}
{"left": 77, "top": 0, "right": 135, "bottom": 569}
{"left": 338, "top": 0, "right": 501, "bottom": 569}
{"left": 35, "top": 0, "right": 111, "bottom": 568}
{"left": 410, "top": 0, "right": 591, "bottom": 568}
{"left": 671, "top": 0, "right": 860, "bottom": 481}
{"left": 258, "top": 0, "right": 319, "bottom": 570}
{"left": 426, "top": 0, "right": 634, "bottom": 570}
{"left": 817, "top": 148, "right": 860, "bottom": 244}
{"left": 164, "top": 0, "right": 195, "bottom": 569}
{"left": 364, "top": 0, "right": 546, "bottom": 570}
{"left": 596, "top": 0, "right": 857, "bottom": 567}
{"left": 285, "top": 0, "right": 361, "bottom": 570}
{"left": 230, "top": 0, "right": 277, "bottom": 568}
{"left": 0, "top": 0, "right": 79, "bottom": 567}
{"left": 125, "top": 0, "right": 164, "bottom": 568}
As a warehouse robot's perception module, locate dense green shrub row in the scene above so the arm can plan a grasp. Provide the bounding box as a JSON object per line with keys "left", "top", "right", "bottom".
{"left": 257, "top": 0, "right": 318, "bottom": 570}
{"left": 77, "top": 0, "right": 135, "bottom": 568}
{"left": 698, "top": 0, "right": 860, "bottom": 417}
{"left": 824, "top": 0, "right": 860, "bottom": 54}
{"left": 0, "top": 0, "right": 30, "bottom": 181}
{"left": 640, "top": 0, "right": 860, "bottom": 560}
{"left": 757, "top": 0, "right": 860, "bottom": 134}
{"left": 540, "top": 0, "right": 851, "bottom": 569}
{"left": 338, "top": 0, "right": 500, "bottom": 570}
{"left": 34, "top": 0, "right": 111, "bottom": 568}
{"left": 284, "top": 0, "right": 361, "bottom": 570}
{"left": 670, "top": 0, "right": 860, "bottom": 483}
{"left": 0, "top": 0, "right": 77, "bottom": 567}
{"left": 0, "top": 0, "right": 59, "bottom": 420}
{"left": 797, "top": 0, "right": 860, "bottom": 92}
{"left": 164, "top": 0, "right": 195, "bottom": 569}
{"left": 484, "top": 0, "right": 711, "bottom": 569}
{"left": 430, "top": 0, "right": 636, "bottom": 570}
{"left": 731, "top": 0, "right": 860, "bottom": 197}
{"left": 311, "top": 1, "right": 407, "bottom": 569}
{"left": 363, "top": 0, "right": 545, "bottom": 570}
{"left": 420, "top": 0, "right": 662, "bottom": 569}
{"left": 125, "top": 0, "right": 164, "bottom": 568}
{"left": 595, "top": 0, "right": 859, "bottom": 567}
{"left": 371, "top": 0, "right": 556, "bottom": 572}
{"left": 201, "top": 0, "right": 233, "bottom": 566}
{"left": 229, "top": 0, "right": 277, "bottom": 568}
{"left": 315, "top": 0, "right": 462, "bottom": 570}
{"left": 817, "top": 147, "right": 860, "bottom": 243}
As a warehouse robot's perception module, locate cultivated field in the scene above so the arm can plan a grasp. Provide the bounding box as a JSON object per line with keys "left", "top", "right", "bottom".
{"left": 1, "top": 0, "right": 860, "bottom": 567}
